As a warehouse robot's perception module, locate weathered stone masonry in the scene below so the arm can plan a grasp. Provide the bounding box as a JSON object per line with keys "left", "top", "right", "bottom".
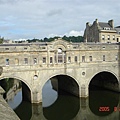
{"left": 0, "top": 38, "right": 120, "bottom": 103}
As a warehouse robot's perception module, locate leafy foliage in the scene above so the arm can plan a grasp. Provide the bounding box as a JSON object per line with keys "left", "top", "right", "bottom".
{"left": 0, "top": 78, "right": 14, "bottom": 93}
{"left": 26, "top": 36, "right": 84, "bottom": 43}
{"left": 0, "top": 37, "right": 4, "bottom": 44}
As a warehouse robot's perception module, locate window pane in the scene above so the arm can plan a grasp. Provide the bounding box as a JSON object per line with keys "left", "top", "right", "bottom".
{"left": 50, "top": 57, "right": 53, "bottom": 63}
{"left": 89, "top": 56, "right": 92, "bottom": 61}
{"left": 6, "top": 59, "right": 9, "bottom": 65}
{"left": 68, "top": 56, "right": 71, "bottom": 62}
{"left": 24, "top": 58, "right": 28, "bottom": 64}
{"left": 103, "top": 55, "right": 105, "bottom": 61}
{"left": 34, "top": 58, "right": 37, "bottom": 64}
{"left": 43, "top": 57, "right": 46, "bottom": 63}
{"left": 82, "top": 56, "right": 85, "bottom": 62}
{"left": 75, "top": 56, "right": 77, "bottom": 62}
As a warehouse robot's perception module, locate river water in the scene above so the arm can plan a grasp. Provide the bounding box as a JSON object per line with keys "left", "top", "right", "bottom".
{"left": 7, "top": 80, "right": 120, "bottom": 120}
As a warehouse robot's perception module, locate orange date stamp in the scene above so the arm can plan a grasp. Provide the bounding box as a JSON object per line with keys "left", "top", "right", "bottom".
{"left": 99, "top": 107, "right": 120, "bottom": 112}
{"left": 114, "top": 107, "right": 120, "bottom": 112}
{"left": 99, "top": 107, "right": 110, "bottom": 112}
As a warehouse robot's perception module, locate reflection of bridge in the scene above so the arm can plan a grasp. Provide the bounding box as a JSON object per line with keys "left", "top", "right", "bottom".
{"left": 31, "top": 97, "right": 120, "bottom": 120}
{"left": 0, "top": 38, "right": 120, "bottom": 103}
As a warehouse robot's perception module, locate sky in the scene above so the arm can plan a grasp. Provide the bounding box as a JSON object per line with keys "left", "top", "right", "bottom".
{"left": 0, "top": 0, "right": 120, "bottom": 40}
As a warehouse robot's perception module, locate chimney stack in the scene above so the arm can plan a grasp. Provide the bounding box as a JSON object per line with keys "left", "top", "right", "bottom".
{"left": 108, "top": 20, "right": 114, "bottom": 28}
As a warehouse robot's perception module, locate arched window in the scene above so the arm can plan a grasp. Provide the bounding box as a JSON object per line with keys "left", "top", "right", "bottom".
{"left": 55, "top": 48, "right": 66, "bottom": 63}
{"left": 58, "top": 48, "right": 63, "bottom": 63}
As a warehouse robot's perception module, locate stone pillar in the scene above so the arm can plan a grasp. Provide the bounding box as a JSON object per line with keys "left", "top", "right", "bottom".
{"left": 47, "top": 50, "right": 50, "bottom": 67}
{"left": 56, "top": 52, "right": 58, "bottom": 63}
{"left": 31, "top": 104, "right": 46, "bottom": 120}
{"left": 80, "top": 84, "right": 88, "bottom": 98}
{"left": 32, "top": 90, "right": 42, "bottom": 103}
{"left": 62, "top": 53, "right": 64, "bottom": 63}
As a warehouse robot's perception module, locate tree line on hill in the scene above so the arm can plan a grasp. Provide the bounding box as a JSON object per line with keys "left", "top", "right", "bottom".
{"left": 26, "top": 35, "right": 84, "bottom": 43}
{"left": 0, "top": 35, "right": 84, "bottom": 44}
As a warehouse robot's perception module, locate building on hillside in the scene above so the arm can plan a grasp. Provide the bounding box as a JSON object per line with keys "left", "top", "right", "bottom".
{"left": 84, "top": 19, "right": 120, "bottom": 43}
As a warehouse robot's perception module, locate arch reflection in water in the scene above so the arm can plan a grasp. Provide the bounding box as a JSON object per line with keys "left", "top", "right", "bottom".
{"left": 7, "top": 91, "right": 22, "bottom": 109}
{"left": 43, "top": 92, "right": 80, "bottom": 120}
{"left": 89, "top": 71, "right": 119, "bottom": 117}
{"left": 89, "top": 88, "right": 119, "bottom": 116}
{"left": 42, "top": 80, "right": 58, "bottom": 107}
{"left": 42, "top": 76, "right": 80, "bottom": 120}
{"left": 14, "top": 101, "right": 32, "bottom": 120}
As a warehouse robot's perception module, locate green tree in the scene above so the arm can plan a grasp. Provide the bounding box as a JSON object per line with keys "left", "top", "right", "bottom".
{"left": 0, "top": 37, "right": 4, "bottom": 44}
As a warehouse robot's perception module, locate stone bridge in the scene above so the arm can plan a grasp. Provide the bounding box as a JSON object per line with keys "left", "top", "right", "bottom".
{"left": 0, "top": 38, "right": 120, "bottom": 103}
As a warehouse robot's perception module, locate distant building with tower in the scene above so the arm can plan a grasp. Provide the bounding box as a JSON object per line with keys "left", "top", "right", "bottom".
{"left": 84, "top": 19, "right": 120, "bottom": 43}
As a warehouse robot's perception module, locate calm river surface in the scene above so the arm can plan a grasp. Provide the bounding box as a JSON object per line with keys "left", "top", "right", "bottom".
{"left": 8, "top": 80, "right": 120, "bottom": 120}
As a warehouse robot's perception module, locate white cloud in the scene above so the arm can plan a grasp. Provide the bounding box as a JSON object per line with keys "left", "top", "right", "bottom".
{"left": 0, "top": 0, "right": 120, "bottom": 40}
{"left": 66, "top": 30, "right": 84, "bottom": 37}
{"left": 48, "top": 30, "right": 84, "bottom": 38}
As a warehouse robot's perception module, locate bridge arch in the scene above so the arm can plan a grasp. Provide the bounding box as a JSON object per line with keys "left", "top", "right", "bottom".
{"left": 41, "top": 73, "right": 79, "bottom": 90}
{"left": 0, "top": 76, "right": 32, "bottom": 102}
{"left": 0, "top": 76, "right": 32, "bottom": 92}
{"left": 42, "top": 73, "right": 80, "bottom": 99}
{"left": 88, "top": 71, "right": 119, "bottom": 92}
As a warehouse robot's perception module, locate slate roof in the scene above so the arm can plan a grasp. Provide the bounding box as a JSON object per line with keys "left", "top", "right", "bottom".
{"left": 99, "top": 22, "right": 112, "bottom": 28}
{"left": 115, "top": 26, "right": 120, "bottom": 28}
{"left": 115, "top": 27, "right": 120, "bottom": 32}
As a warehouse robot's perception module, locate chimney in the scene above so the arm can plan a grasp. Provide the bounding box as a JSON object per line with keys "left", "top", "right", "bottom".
{"left": 86, "top": 22, "right": 90, "bottom": 27}
{"left": 95, "top": 19, "right": 98, "bottom": 23}
{"left": 108, "top": 20, "right": 114, "bottom": 28}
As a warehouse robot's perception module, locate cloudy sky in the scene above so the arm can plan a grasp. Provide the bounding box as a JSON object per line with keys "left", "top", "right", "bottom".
{"left": 0, "top": 0, "right": 120, "bottom": 40}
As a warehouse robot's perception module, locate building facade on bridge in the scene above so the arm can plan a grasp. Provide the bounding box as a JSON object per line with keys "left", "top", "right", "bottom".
{"left": 0, "top": 38, "right": 120, "bottom": 103}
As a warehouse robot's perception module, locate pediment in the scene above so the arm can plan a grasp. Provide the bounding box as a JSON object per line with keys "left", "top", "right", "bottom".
{"left": 51, "top": 38, "right": 71, "bottom": 45}
{"left": 49, "top": 38, "right": 72, "bottom": 51}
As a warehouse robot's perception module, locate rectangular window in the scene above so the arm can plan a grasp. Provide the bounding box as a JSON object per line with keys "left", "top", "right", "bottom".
{"left": 113, "top": 35, "right": 115, "bottom": 40}
{"left": 5, "top": 48, "right": 9, "bottom": 50}
{"left": 75, "top": 56, "right": 77, "bottom": 62}
{"left": 50, "top": 57, "right": 53, "bottom": 63}
{"left": 89, "top": 56, "right": 92, "bottom": 61}
{"left": 43, "top": 57, "right": 46, "bottom": 63}
{"left": 102, "top": 35, "right": 105, "bottom": 40}
{"left": 15, "top": 58, "right": 19, "bottom": 65}
{"left": 115, "top": 55, "right": 118, "bottom": 61}
{"left": 24, "top": 47, "right": 27, "bottom": 50}
{"left": 24, "top": 58, "right": 28, "bottom": 64}
{"left": 82, "top": 56, "right": 85, "bottom": 62}
{"left": 58, "top": 55, "right": 62, "bottom": 63}
{"left": 108, "top": 35, "right": 110, "bottom": 40}
{"left": 117, "top": 38, "right": 119, "bottom": 42}
{"left": 6, "top": 59, "right": 9, "bottom": 65}
{"left": 68, "top": 56, "right": 71, "bottom": 63}
{"left": 103, "top": 55, "right": 105, "bottom": 61}
{"left": 33, "top": 58, "right": 37, "bottom": 64}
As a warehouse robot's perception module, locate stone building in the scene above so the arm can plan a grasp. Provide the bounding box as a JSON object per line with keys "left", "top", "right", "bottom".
{"left": 84, "top": 19, "right": 120, "bottom": 43}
